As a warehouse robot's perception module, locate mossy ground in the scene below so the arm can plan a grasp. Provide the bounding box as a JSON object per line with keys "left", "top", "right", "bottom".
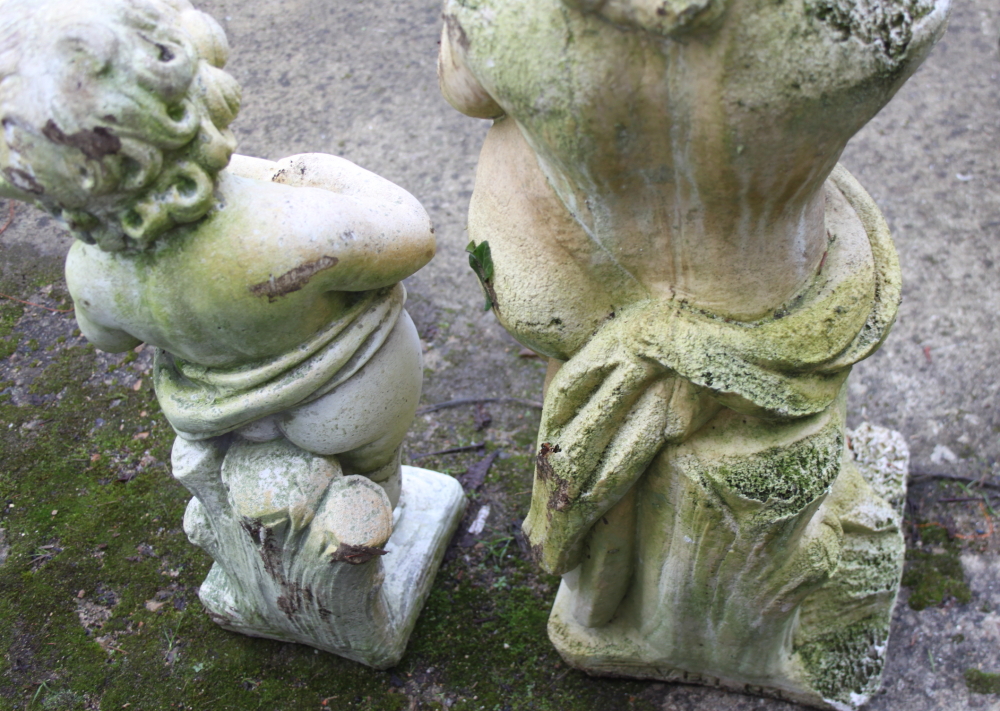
{"left": 0, "top": 279, "right": 658, "bottom": 711}
{"left": 898, "top": 482, "right": 994, "bottom": 612}
{"left": 964, "top": 668, "right": 1000, "bottom": 695}
{"left": 901, "top": 524, "right": 973, "bottom": 611}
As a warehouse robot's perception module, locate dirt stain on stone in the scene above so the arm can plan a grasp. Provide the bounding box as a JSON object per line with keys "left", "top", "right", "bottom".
{"left": 249, "top": 255, "right": 339, "bottom": 302}
{"left": 276, "top": 582, "right": 314, "bottom": 619}
{"left": 329, "top": 542, "right": 388, "bottom": 566}
{"left": 443, "top": 14, "right": 470, "bottom": 53}
{"left": 547, "top": 476, "right": 571, "bottom": 512}
{"left": 2, "top": 167, "right": 44, "bottom": 195}
{"left": 240, "top": 518, "right": 283, "bottom": 578}
{"left": 535, "top": 442, "right": 560, "bottom": 482}
{"left": 42, "top": 120, "right": 121, "bottom": 160}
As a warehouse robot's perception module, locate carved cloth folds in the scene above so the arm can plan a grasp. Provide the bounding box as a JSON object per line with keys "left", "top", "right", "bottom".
{"left": 523, "top": 165, "right": 902, "bottom": 575}
{"left": 153, "top": 284, "right": 405, "bottom": 441}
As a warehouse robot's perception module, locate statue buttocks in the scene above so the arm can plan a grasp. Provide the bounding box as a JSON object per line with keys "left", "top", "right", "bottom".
{"left": 468, "top": 117, "right": 649, "bottom": 361}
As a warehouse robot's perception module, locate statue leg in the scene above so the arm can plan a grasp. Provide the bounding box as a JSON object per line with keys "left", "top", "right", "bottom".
{"left": 561, "top": 486, "right": 637, "bottom": 628}
{"left": 277, "top": 310, "right": 424, "bottom": 509}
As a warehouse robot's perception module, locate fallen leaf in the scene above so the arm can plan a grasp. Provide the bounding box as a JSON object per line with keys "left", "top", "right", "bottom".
{"left": 145, "top": 600, "right": 166, "bottom": 612}
{"left": 133, "top": 432, "right": 149, "bottom": 440}
{"left": 132, "top": 379, "right": 143, "bottom": 391}
{"left": 459, "top": 451, "right": 500, "bottom": 491}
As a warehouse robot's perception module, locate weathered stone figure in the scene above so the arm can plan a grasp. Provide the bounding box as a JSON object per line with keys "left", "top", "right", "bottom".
{"left": 440, "top": 0, "right": 947, "bottom": 706}
{"left": 0, "top": 0, "right": 465, "bottom": 668}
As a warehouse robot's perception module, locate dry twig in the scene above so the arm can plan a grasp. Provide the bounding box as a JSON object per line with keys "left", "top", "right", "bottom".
{"left": 0, "top": 292, "right": 74, "bottom": 314}
{"left": 909, "top": 471, "right": 1000, "bottom": 491}
{"left": 410, "top": 442, "right": 486, "bottom": 461}
{"left": 417, "top": 397, "right": 542, "bottom": 415}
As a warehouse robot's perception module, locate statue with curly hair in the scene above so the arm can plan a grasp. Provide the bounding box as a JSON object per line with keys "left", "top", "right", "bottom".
{"left": 0, "top": 0, "right": 465, "bottom": 668}
{"left": 440, "top": 0, "right": 948, "bottom": 706}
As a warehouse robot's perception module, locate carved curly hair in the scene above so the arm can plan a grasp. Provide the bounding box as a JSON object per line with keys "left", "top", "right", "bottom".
{"left": 563, "top": 0, "right": 726, "bottom": 37}
{"left": 0, "top": 0, "right": 241, "bottom": 252}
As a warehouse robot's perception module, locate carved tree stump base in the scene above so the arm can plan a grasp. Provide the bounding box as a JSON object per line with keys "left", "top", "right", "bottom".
{"left": 174, "top": 431, "right": 465, "bottom": 670}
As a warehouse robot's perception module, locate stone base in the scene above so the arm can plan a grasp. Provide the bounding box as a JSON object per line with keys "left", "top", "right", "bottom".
{"left": 547, "top": 588, "right": 853, "bottom": 711}
{"left": 544, "top": 424, "right": 910, "bottom": 711}
{"left": 193, "top": 466, "right": 465, "bottom": 668}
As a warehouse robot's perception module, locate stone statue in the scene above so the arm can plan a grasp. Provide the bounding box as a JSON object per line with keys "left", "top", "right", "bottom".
{"left": 0, "top": 0, "right": 465, "bottom": 668}
{"left": 440, "top": 0, "right": 948, "bottom": 706}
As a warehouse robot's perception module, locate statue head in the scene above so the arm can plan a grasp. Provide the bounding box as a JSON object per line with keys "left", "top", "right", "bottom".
{"left": 0, "top": 0, "right": 242, "bottom": 252}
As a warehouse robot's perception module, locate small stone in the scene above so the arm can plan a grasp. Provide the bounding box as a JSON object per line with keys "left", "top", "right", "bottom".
{"left": 77, "top": 589, "right": 85, "bottom": 598}
{"left": 50, "top": 509, "right": 57, "bottom": 516}
{"left": 931, "top": 444, "right": 958, "bottom": 464}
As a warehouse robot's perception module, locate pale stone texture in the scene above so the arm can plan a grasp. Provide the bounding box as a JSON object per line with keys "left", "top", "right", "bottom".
{"left": 0, "top": 0, "right": 464, "bottom": 667}
{"left": 439, "top": 0, "right": 950, "bottom": 707}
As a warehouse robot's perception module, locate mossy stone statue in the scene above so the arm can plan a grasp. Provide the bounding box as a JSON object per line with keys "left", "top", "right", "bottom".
{"left": 0, "top": 0, "right": 465, "bottom": 668}
{"left": 439, "top": 0, "right": 948, "bottom": 706}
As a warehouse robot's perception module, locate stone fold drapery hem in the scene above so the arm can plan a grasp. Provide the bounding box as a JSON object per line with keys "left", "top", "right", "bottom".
{"left": 523, "top": 165, "right": 902, "bottom": 575}
{"left": 153, "top": 284, "right": 405, "bottom": 440}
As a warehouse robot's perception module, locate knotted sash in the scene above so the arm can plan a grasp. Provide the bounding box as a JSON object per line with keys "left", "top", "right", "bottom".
{"left": 523, "top": 165, "right": 902, "bottom": 575}
{"left": 153, "top": 284, "right": 405, "bottom": 440}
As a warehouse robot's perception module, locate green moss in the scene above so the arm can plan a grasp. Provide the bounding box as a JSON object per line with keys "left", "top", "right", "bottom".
{"left": 964, "top": 668, "right": 1000, "bottom": 695}
{"left": 38, "top": 688, "right": 88, "bottom": 709}
{"left": 0, "top": 296, "right": 25, "bottom": 359}
{"left": 917, "top": 525, "right": 950, "bottom": 546}
{"left": 709, "top": 426, "right": 842, "bottom": 517}
{"left": 0, "top": 331, "right": 21, "bottom": 360}
{"left": 797, "top": 617, "right": 890, "bottom": 704}
{"left": 901, "top": 527, "right": 972, "bottom": 610}
{"left": 0, "top": 311, "right": 659, "bottom": 710}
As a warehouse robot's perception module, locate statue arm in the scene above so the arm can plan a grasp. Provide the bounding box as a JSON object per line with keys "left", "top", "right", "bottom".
{"left": 64, "top": 244, "right": 142, "bottom": 353}
{"left": 225, "top": 154, "right": 280, "bottom": 182}
{"left": 74, "top": 306, "right": 143, "bottom": 353}
{"left": 437, "top": 16, "right": 504, "bottom": 119}
{"left": 263, "top": 153, "right": 436, "bottom": 291}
